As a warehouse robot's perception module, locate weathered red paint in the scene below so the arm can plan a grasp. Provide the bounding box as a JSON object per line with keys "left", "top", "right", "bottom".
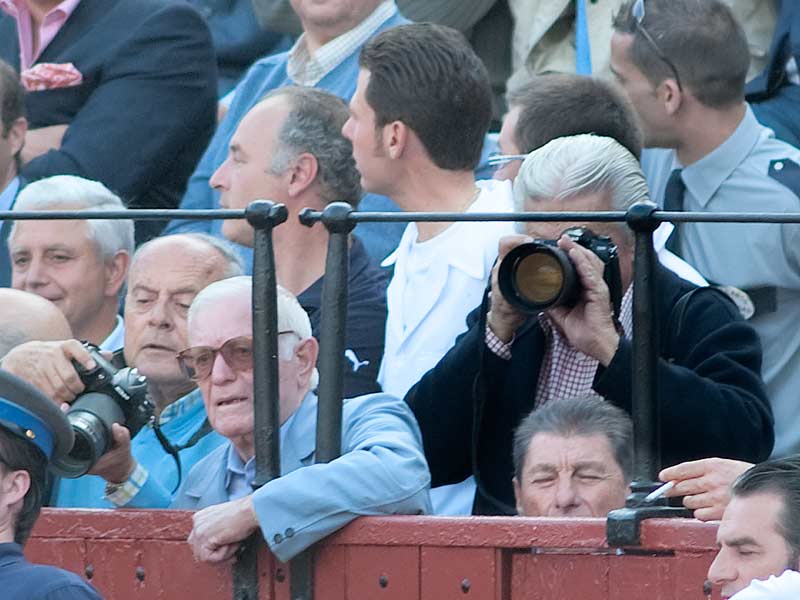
{"left": 26, "top": 510, "right": 723, "bottom": 599}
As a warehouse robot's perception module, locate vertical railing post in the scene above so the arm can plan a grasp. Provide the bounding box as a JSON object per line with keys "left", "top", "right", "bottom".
{"left": 231, "top": 200, "right": 287, "bottom": 600}
{"left": 289, "top": 202, "right": 354, "bottom": 600}
{"left": 625, "top": 200, "right": 661, "bottom": 492}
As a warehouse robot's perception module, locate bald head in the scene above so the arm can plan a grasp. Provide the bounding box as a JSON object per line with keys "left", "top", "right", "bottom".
{"left": 0, "top": 289, "right": 72, "bottom": 358}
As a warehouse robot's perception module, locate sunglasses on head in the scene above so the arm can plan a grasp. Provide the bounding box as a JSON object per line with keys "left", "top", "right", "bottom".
{"left": 631, "top": 0, "right": 683, "bottom": 92}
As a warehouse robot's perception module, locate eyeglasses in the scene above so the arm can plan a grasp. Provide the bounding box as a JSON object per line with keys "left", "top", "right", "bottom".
{"left": 631, "top": 0, "right": 683, "bottom": 92}
{"left": 177, "top": 336, "right": 255, "bottom": 381}
{"left": 487, "top": 153, "right": 528, "bottom": 171}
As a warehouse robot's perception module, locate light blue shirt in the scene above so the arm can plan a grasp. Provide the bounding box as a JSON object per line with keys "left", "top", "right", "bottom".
{"left": 0, "top": 176, "right": 18, "bottom": 214}
{"left": 642, "top": 105, "right": 800, "bottom": 457}
{"left": 99, "top": 316, "right": 125, "bottom": 352}
{"left": 54, "top": 388, "right": 225, "bottom": 508}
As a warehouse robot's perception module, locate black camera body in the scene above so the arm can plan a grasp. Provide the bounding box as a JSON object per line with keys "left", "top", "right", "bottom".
{"left": 497, "top": 226, "right": 621, "bottom": 313}
{"left": 51, "top": 343, "right": 155, "bottom": 478}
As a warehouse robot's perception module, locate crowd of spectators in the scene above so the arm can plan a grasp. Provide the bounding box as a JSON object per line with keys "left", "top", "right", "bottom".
{"left": 0, "top": 0, "right": 798, "bottom": 597}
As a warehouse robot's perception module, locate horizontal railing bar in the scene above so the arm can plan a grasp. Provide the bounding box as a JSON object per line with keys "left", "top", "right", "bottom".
{"left": 2, "top": 207, "right": 800, "bottom": 224}
{"left": 0, "top": 209, "right": 247, "bottom": 221}
{"left": 301, "top": 209, "right": 800, "bottom": 224}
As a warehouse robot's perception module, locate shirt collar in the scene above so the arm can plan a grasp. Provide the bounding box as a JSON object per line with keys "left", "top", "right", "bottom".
{"left": 99, "top": 315, "right": 125, "bottom": 352}
{"left": 681, "top": 105, "right": 764, "bottom": 208}
{"left": 0, "top": 0, "right": 80, "bottom": 21}
{"left": 158, "top": 387, "right": 204, "bottom": 426}
{"left": 0, "top": 177, "right": 19, "bottom": 213}
{"left": 287, "top": 1, "right": 397, "bottom": 86}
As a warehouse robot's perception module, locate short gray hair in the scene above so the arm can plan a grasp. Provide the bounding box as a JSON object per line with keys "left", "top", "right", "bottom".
{"left": 188, "top": 276, "right": 319, "bottom": 389}
{"left": 512, "top": 394, "right": 634, "bottom": 482}
{"left": 11, "top": 175, "right": 134, "bottom": 261}
{"left": 262, "top": 86, "right": 362, "bottom": 207}
{"left": 513, "top": 135, "right": 649, "bottom": 232}
{"left": 132, "top": 233, "right": 244, "bottom": 279}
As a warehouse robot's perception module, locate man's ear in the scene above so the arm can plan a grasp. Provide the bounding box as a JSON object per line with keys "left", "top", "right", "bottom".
{"left": 384, "top": 120, "right": 409, "bottom": 160}
{"left": 0, "top": 469, "right": 31, "bottom": 511}
{"left": 286, "top": 153, "right": 319, "bottom": 199}
{"left": 104, "top": 250, "right": 130, "bottom": 298}
{"left": 661, "top": 79, "right": 683, "bottom": 116}
{"left": 512, "top": 476, "right": 523, "bottom": 516}
{"left": 8, "top": 117, "right": 27, "bottom": 158}
{"left": 295, "top": 336, "right": 319, "bottom": 385}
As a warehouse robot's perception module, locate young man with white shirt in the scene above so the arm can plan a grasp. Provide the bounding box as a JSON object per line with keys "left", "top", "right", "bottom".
{"left": 8, "top": 176, "right": 132, "bottom": 350}
{"left": 0, "top": 58, "right": 25, "bottom": 287}
{"left": 343, "top": 23, "right": 513, "bottom": 514}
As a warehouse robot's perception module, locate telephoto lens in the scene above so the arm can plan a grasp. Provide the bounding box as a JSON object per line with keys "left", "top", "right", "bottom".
{"left": 497, "top": 227, "right": 619, "bottom": 313}
{"left": 498, "top": 242, "right": 579, "bottom": 312}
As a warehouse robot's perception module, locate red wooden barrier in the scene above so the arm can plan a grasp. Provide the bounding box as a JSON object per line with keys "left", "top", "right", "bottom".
{"left": 26, "top": 510, "right": 722, "bottom": 600}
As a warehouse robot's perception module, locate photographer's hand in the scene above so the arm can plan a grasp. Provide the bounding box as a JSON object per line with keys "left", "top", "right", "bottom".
{"left": 90, "top": 423, "right": 136, "bottom": 484}
{"left": 487, "top": 235, "right": 533, "bottom": 342}
{"left": 0, "top": 340, "right": 94, "bottom": 405}
{"left": 547, "top": 235, "right": 620, "bottom": 366}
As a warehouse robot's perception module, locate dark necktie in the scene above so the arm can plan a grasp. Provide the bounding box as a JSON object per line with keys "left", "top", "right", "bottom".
{"left": 663, "top": 168, "right": 685, "bottom": 256}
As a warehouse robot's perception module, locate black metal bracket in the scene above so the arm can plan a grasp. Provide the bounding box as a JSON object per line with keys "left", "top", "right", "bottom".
{"left": 245, "top": 199, "right": 289, "bottom": 231}
{"left": 625, "top": 200, "right": 659, "bottom": 233}
{"left": 607, "top": 504, "right": 693, "bottom": 547}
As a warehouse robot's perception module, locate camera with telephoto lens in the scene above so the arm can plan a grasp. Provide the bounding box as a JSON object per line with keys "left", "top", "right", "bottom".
{"left": 497, "top": 226, "right": 621, "bottom": 313}
{"left": 50, "top": 343, "right": 155, "bottom": 478}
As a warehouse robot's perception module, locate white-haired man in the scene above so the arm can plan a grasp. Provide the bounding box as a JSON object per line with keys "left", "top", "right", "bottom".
{"left": 8, "top": 175, "right": 133, "bottom": 350}
{"left": 172, "top": 277, "right": 431, "bottom": 563}
{"left": 406, "top": 134, "right": 772, "bottom": 515}
{"left": 2, "top": 233, "right": 244, "bottom": 509}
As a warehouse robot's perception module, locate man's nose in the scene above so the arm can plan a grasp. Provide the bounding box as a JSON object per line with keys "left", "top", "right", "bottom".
{"left": 210, "top": 352, "right": 236, "bottom": 385}
{"left": 22, "top": 255, "right": 49, "bottom": 288}
{"left": 707, "top": 549, "right": 736, "bottom": 587}
{"left": 554, "top": 475, "right": 580, "bottom": 512}
{"left": 210, "top": 159, "right": 230, "bottom": 191}
{"left": 146, "top": 299, "right": 173, "bottom": 329}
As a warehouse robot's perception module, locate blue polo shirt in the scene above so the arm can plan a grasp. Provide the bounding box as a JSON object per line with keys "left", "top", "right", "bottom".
{"left": 298, "top": 236, "right": 388, "bottom": 398}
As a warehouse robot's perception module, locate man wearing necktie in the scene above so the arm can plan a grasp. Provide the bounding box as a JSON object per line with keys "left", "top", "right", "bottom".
{"left": 610, "top": 0, "right": 800, "bottom": 459}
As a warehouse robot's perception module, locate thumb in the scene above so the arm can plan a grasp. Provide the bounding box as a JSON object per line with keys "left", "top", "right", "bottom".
{"left": 111, "top": 423, "right": 131, "bottom": 447}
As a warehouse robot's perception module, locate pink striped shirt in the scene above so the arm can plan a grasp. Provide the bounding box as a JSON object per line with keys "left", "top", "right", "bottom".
{"left": 0, "top": 0, "right": 81, "bottom": 70}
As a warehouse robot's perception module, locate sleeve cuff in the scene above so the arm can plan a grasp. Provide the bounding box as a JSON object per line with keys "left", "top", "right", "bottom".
{"left": 485, "top": 324, "right": 513, "bottom": 360}
{"left": 105, "top": 463, "right": 149, "bottom": 507}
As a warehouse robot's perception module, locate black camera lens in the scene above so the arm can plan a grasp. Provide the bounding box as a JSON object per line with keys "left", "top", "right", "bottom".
{"left": 497, "top": 242, "right": 579, "bottom": 312}
{"left": 50, "top": 392, "right": 125, "bottom": 478}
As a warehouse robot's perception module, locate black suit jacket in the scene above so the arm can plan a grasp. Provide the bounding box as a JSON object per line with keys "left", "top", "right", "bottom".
{"left": 746, "top": 0, "right": 800, "bottom": 99}
{"left": 0, "top": 0, "right": 217, "bottom": 237}
{"left": 405, "top": 266, "right": 774, "bottom": 515}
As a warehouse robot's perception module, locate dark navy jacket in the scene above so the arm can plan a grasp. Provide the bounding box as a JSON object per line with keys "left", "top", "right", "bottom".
{"left": 299, "top": 236, "right": 388, "bottom": 398}
{"left": 746, "top": 0, "right": 800, "bottom": 99}
{"left": 0, "top": 543, "right": 102, "bottom": 599}
{"left": 406, "top": 266, "right": 773, "bottom": 515}
{"left": 0, "top": 0, "right": 217, "bottom": 240}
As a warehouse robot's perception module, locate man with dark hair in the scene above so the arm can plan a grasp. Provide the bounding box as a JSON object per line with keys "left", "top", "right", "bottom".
{"left": 343, "top": 23, "right": 514, "bottom": 514}
{"left": 708, "top": 456, "right": 800, "bottom": 598}
{"left": 0, "top": 369, "right": 102, "bottom": 598}
{"left": 610, "top": 0, "right": 800, "bottom": 458}
{"left": 512, "top": 394, "right": 631, "bottom": 517}
{"left": 0, "top": 57, "right": 25, "bottom": 286}
{"left": 495, "top": 73, "right": 642, "bottom": 182}
{"left": 210, "top": 86, "right": 387, "bottom": 397}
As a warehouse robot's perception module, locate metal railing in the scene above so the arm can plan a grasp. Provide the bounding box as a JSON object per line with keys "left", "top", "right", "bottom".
{"left": 4, "top": 201, "right": 800, "bottom": 598}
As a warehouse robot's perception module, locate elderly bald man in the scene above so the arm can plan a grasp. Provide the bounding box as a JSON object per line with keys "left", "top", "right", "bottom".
{"left": 0, "top": 289, "right": 71, "bottom": 358}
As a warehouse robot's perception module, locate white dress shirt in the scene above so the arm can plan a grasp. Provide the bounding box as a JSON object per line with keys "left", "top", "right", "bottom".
{"left": 99, "top": 316, "right": 125, "bottom": 352}
{"left": 379, "top": 179, "right": 515, "bottom": 515}
{"left": 731, "top": 570, "right": 800, "bottom": 600}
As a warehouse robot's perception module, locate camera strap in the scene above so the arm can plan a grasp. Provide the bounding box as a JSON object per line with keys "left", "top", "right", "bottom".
{"left": 151, "top": 418, "right": 214, "bottom": 494}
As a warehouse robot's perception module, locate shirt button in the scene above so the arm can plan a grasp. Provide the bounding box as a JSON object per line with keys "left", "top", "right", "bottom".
{"left": 285, "top": 528, "right": 295, "bottom": 538}
{"left": 273, "top": 533, "right": 283, "bottom": 544}
{"left": 775, "top": 161, "right": 785, "bottom": 171}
